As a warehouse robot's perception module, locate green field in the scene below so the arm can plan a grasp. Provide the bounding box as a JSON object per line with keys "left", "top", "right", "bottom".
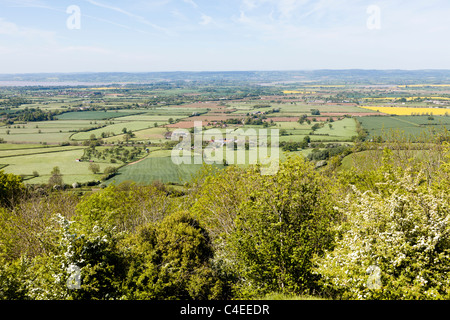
{"left": 340, "top": 149, "right": 430, "bottom": 172}
{"left": 105, "top": 156, "right": 224, "bottom": 185}
{"left": 128, "top": 127, "right": 168, "bottom": 142}
{"left": 397, "top": 115, "right": 450, "bottom": 126}
{"left": 0, "top": 145, "right": 83, "bottom": 158}
{"left": 276, "top": 122, "right": 311, "bottom": 130}
{"left": 103, "top": 144, "right": 318, "bottom": 186}
{"left": 0, "top": 143, "right": 49, "bottom": 150}
{"left": 0, "top": 145, "right": 127, "bottom": 184}
{"left": 135, "top": 108, "right": 208, "bottom": 116}
{"left": 71, "top": 121, "right": 162, "bottom": 140}
{"left": 278, "top": 118, "right": 357, "bottom": 143}
{"left": 116, "top": 114, "right": 185, "bottom": 122}
{"left": 358, "top": 115, "right": 450, "bottom": 140}
{"left": 56, "top": 110, "right": 145, "bottom": 120}
{"left": 0, "top": 120, "right": 100, "bottom": 144}
{"left": 1, "top": 148, "right": 81, "bottom": 180}
{"left": 105, "top": 147, "right": 297, "bottom": 186}
{"left": 0, "top": 120, "right": 97, "bottom": 130}
{"left": 0, "top": 131, "right": 73, "bottom": 144}
{"left": 313, "top": 118, "right": 358, "bottom": 138}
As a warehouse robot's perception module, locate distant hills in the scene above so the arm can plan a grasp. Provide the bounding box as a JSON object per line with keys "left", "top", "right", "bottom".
{"left": 1, "top": 69, "right": 450, "bottom": 85}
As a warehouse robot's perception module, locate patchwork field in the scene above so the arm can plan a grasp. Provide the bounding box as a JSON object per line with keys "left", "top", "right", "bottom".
{"left": 4, "top": 79, "right": 448, "bottom": 186}
{"left": 358, "top": 115, "right": 450, "bottom": 140}
{"left": 0, "top": 96, "right": 362, "bottom": 184}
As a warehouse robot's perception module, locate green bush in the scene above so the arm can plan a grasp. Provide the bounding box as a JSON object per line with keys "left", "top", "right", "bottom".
{"left": 0, "top": 171, "right": 25, "bottom": 208}
{"left": 191, "top": 156, "right": 337, "bottom": 298}
{"left": 231, "top": 157, "right": 336, "bottom": 297}
{"left": 0, "top": 210, "right": 229, "bottom": 300}
{"left": 315, "top": 169, "right": 450, "bottom": 300}
{"left": 124, "top": 211, "right": 229, "bottom": 300}
{"left": 12, "top": 214, "right": 130, "bottom": 300}
{"left": 62, "top": 220, "right": 128, "bottom": 300}
{"left": 74, "top": 183, "right": 171, "bottom": 232}
{"left": 0, "top": 257, "right": 32, "bottom": 300}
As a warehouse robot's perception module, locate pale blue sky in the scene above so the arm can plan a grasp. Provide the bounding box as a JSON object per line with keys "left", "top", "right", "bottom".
{"left": 0, "top": 0, "right": 449, "bottom": 73}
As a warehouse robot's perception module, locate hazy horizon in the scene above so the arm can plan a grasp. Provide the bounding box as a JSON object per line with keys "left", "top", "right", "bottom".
{"left": 2, "top": 68, "right": 450, "bottom": 76}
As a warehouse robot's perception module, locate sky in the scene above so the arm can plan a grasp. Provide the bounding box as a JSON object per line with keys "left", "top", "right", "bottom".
{"left": 0, "top": 0, "right": 449, "bottom": 73}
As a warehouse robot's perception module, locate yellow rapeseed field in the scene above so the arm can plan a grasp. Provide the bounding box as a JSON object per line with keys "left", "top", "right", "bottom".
{"left": 361, "top": 106, "right": 450, "bottom": 115}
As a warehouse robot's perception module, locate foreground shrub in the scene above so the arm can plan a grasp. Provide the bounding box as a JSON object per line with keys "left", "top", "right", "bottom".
{"left": 0, "top": 257, "right": 32, "bottom": 300}
{"left": 75, "top": 183, "right": 172, "bottom": 233}
{"left": 191, "top": 156, "right": 338, "bottom": 298}
{"left": 315, "top": 169, "right": 450, "bottom": 299}
{"left": 0, "top": 192, "right": 78, "bottom": 262}
{"left": 0, "top": 210, "right": 230, "bottom": 300}
{"left": 0, "top": 170, "right": 25, "bottom": 208}
{"left": 124, "top": 211, "right": 229, "bottom": 300}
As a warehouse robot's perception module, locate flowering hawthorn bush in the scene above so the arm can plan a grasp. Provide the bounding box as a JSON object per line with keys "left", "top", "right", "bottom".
{"left": 315, "top": 169, "right": 450, "bottom": 300}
